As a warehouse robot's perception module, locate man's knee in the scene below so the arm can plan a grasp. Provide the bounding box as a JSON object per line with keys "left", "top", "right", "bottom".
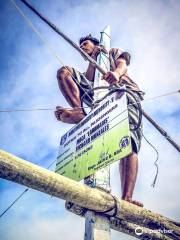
{"left": 57, "top": 66, "right": 73, "bottom": 81}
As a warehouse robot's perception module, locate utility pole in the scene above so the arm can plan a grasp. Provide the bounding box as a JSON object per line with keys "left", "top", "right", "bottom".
{"left": 84, "top": 25, "right": 111, "bottom": 240}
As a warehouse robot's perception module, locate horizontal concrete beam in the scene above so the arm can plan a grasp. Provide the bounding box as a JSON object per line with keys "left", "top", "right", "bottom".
{"left": 0, "top": 150, "right": 179, "bottom": 239}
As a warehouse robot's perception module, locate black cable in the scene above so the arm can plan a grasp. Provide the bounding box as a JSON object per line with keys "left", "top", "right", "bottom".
{"left": 142, "top": 132, "right": 159, "bottom": 187}
{"left": 81, "top": 86, "right": 142, "bottom": 131}
{"left": 82, "top": 86, "right": 159, "bottom": 186}
{"left": 99, "top": 195, "right": 118, "bottom": 217}
{"left": 0, "top": 188, "right": 29, "bottom": 218}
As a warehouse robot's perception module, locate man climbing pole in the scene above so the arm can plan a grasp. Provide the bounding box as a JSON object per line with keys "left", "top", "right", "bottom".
{"left": 55, "top": 35, "right": 144, "bottom": 207}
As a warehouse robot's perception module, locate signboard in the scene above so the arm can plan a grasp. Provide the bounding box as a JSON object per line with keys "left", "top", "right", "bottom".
{"left": 55, "top": 91, "right": 132, "bottom": 181}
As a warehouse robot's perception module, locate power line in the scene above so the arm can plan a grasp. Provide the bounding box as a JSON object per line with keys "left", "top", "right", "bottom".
{"left": 2, "top": 0, "right": 179, "bottom": 220}
{"left": 0, "top": 188, "right": 28, "bottom": 218}
{"left": 0, "top": 89, "right": 179, "bottom": 113}
{"left": 142, "top": 132, "right": 159, "bottom": 188}
{"left": 0, "top": 158, "right": 57, "bottom": 218}
{"left": 1, "top": 88, "right": 178, "bottom": 217}
{"left": 0, "top": 91, "right": 136, "bottom": 218}
{"left": 10, "top": 0, "right": 180, "bottom": 115}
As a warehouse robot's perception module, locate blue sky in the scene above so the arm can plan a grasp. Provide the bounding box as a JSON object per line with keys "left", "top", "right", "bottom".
{"left": 0, "top": 0, "right": 180, "bottom": 239}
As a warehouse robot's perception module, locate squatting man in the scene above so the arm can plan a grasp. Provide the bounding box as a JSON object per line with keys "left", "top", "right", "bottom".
{"left": 55, "top": 35, "right": 144, "bottom": 207}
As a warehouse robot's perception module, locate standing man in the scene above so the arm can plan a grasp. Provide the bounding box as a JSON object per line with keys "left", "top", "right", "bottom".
{"left": 55, "top": 35, "right": 144, "bottom": 207}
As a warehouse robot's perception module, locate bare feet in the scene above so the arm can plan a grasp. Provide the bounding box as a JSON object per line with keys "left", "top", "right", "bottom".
{"left": 54, "top": 106, "right": 85, "bottom": 124}
{"left": 123, "top": 197, "right": 144, "bottom": 207}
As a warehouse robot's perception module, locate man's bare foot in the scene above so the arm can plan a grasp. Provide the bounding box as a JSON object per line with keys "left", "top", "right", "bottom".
{"left": 54, "top": 106, "right": 85, "bottom": 124}
{"left": 123, "top": 197, "right": 144, "bottom": 207}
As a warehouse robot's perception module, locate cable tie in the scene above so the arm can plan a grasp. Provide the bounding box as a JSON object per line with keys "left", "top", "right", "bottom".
{"left": 97, "top": 195, "right": 118, "bottom": 218}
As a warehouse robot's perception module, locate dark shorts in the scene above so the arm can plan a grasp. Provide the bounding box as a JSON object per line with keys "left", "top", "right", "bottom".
{"left": 72, "top": 68, "right": 143, "bottom": 154}
{"left": 126, "top": 90, "right": 143, "bottom": 153}
{"left": 72, "top": 68, "right": 94, "bottom": 106}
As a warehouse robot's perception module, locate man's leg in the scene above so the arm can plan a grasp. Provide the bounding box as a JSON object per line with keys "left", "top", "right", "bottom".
{"left": 55, "top": 66, "right": 85, "bottom": 124}
{"left": 119, "top": 152, "right": 143, "bottom": 207}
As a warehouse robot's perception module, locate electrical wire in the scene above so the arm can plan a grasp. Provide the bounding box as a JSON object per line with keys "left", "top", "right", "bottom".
{"left": 1, "top": 0, "right": 92, "bottom": 219}
{"left": 0, "top": 89, "right": 179, "bottom": 113}
{"left": 0, "top": 188, "right": 29, "bottom": 218}
{"left": 0, "top": 88, "right": 177, "bottom": 216}
{"left": 0, "top": 96, "right": 159, "bottom": 218}
{"left": 81, "top": 86, "right": 142, "bottom": 131}
{"left": 6, "top": 1, "right": 180, "bottom": 116}
{"left": 0, "top": 157, "right": 57, "bottom": 218}
{"left": 0, "top": 90, "right": 132, "bottom": 218}
{"left": 0, "top": 88, "right": 162, "bottom": 217}
{"left": 0, "top": 106, "right": 89, "bottom": 113}
{"left": 10, "top": 0, "right": 94, "bottom": 104}
{"left": 3, "top": 0, "right": 179, "bottom": 220}
{"left": 142, "top": 132, "right": 159, "bottom": 187}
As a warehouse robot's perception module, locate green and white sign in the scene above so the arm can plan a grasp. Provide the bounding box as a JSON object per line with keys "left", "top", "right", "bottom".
{"left": 55, "top": 92, "right": 132, "bottom": 181}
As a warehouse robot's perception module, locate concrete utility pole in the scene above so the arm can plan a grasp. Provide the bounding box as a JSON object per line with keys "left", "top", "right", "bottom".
{"left": 84, "top": 25, "right": 111, "bottom": 240}
{"left": 0, "top": 150, "right": 179, "bottom": 240}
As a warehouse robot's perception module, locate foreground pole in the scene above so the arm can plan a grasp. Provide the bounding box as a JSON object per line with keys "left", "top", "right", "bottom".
{"left": 0, "top": 150, "right": 179, "bottom": 240}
